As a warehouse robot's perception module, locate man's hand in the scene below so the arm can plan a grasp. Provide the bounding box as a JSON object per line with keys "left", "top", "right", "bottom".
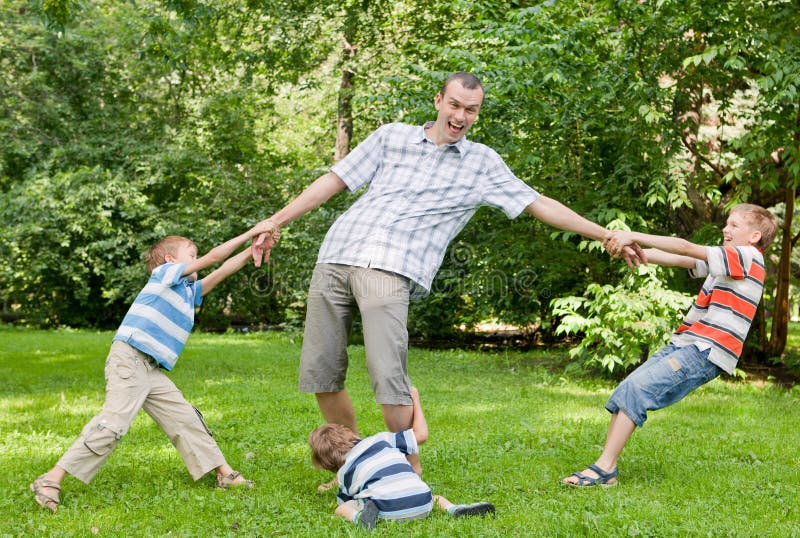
{"left": 251, "top": 219, "right": 279, "bottom": 238}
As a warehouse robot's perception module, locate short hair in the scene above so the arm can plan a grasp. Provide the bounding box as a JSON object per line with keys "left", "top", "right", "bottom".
{"left": 730, "top": 203, "right": 778, "bottom": 251}
{"left": 440, "top": 72, "right": 484, "bottom": 98}
{"left": 308, "top": 423, "right": 360, "bottom": 473}
{"left": 145, "top": 236, "right": 195, "bottom": 275}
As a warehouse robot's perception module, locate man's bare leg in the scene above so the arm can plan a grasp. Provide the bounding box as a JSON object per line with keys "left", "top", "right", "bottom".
{"left": 315, "top": 390, "right": 358, "bottom": 433}
{"left": 315, "top": 390, "right": 357, "bottom": 491}
{"left": 381, "top": 403, "right": 420, "bottom": 474}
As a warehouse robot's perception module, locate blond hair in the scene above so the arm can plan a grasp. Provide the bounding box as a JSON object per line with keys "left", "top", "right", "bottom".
{"left": 308, "top": 423, "right": 360, "bottom": 472}
{"left": 730, "top": 204, "right": 778, "bottom": 251}
{"left": 145, "top": 236, "right": 195, "bottom": 275}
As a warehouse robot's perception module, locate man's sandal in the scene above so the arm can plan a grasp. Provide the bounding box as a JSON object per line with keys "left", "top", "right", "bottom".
{"left": 216, "top": 471, "right": 254, "bottom": 489}
{"left": 30, "top": 475, "right": 60, "bottom": 513}
{"left": 565, "top": 464, "right": 618, "bottom": 487}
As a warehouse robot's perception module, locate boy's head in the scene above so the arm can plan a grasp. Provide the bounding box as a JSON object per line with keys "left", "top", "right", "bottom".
{"left": 727, "top": 204, "right": 778, "bottom": 251}
{"left": 308, "top": 423, "right": 360, "bottom": 473}
{"left": 145, "top": 236, "right": 197, "bottom": 275}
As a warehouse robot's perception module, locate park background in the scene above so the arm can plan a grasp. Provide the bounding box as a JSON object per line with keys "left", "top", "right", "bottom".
{"left": 2, "top": 0, "right": 799, "bottom": 535}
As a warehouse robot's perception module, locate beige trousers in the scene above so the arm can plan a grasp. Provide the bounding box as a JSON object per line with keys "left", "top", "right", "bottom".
{"left": 57, "top": 341, "right": 225, "bottom": 483}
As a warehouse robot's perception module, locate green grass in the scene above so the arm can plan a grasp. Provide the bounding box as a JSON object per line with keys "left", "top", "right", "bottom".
{"left": 2, "top": 326, "right": 799, "bottom": 537}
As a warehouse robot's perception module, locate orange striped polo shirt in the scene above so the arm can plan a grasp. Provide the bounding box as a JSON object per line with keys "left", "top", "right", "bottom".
{"left": 671, "top": 246, "right": 765, "bottom": 374}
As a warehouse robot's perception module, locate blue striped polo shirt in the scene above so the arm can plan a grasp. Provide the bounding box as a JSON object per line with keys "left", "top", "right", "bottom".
{"left": 113, "top": 263, "right": 203, "bottom": 371}
{"left": 337, "top": 430, "right": 433, "bottom": 520}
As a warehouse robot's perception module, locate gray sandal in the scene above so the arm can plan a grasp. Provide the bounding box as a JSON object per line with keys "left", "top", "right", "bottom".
{"left": 566, "top": 464, "right": 618, "bottom": 487}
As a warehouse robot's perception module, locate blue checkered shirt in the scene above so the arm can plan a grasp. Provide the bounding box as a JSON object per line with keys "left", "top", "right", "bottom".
{"left": 319, "top": 122, "right": 539, "bottom": 298}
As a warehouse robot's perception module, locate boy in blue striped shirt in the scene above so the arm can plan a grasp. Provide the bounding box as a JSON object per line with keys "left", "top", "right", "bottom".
{"left": 31, "top": 221, "right": 278, "bottom": 513}
{"left": 308, "top": 387, "right": 494, "bottom": 530}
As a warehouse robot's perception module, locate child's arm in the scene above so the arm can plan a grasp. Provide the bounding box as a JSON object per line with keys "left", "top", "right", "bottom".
{"left": 182, "top": 221, "right": 277, "bottom": 278}
{"left": 609, "top": 230, "right": 707, "bottom": 263}
{"left": 200, "top": 235, "right": 276, "bottom": 296}
{"left": 642, "top": 248, "right": 697, "bottom": 269}
{"left": 409, "top": 386, "right": 428, "bottom": 446}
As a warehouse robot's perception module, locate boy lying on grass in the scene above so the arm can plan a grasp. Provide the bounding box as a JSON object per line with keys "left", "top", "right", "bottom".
{"left": 563, "top": 204, "right": 777, "bottom": 487}
{"left": 31, "top": 222, "right": 279, "bottom": 512}
{"left": 308, "top": 386, "right": 494, "bottom": 530}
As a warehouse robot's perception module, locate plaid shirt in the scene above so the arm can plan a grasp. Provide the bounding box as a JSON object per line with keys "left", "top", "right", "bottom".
{"left": 319, "top": 122, "right": 539, "bottom": 298}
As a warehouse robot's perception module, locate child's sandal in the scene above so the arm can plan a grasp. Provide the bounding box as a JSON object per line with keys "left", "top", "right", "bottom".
{"left": 30, "top": 475, "right": 61, "bottom": 513}
{"left": 565, "top": 464, "right": 618, "bottom": 487}
{"left": 216, "top": 471, "right": 254, "bottom": 489}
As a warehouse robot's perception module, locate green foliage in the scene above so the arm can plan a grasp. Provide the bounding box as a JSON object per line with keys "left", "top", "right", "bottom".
{"left": 552, "top": 265, "right": 694, "bottom": 373}
{"left": 0, "top": 167, "right": 154, "bottom": 326}
{"left": 2, "top": 0, "right": 799, "bottom": 370}
{"left": 2, "top": 328, "right": 799, "bottom": 536}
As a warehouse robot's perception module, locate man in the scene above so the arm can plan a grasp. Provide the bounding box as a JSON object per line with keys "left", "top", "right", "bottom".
{"left": 253, "top": 72, "right": 638, "bottom": 473}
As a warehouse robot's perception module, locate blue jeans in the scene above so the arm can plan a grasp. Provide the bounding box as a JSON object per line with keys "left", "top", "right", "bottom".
{"left": 606, "top": 344, "right": 722, "bottom": 427}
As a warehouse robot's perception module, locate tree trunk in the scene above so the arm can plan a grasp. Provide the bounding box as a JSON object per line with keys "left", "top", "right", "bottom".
{"left": 764, "top": 186, "right": 795, "bottom": 357}
{"left": 334, "top": 66, "right": 354, "bottom": 162}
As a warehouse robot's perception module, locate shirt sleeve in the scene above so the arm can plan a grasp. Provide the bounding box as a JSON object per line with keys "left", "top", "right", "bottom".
{"left": 479, "top": 149, "right": 539, "bottom": 218}
{"left": 152, "top": 263, "right": 187, "bottom": 287}
{"left": 192, "top": 280, "right": 203, "bottom": 306}
{"left": 704, "top": 246, "right": 755, "bottom": 280}
{"left": 689, "top": 256, "right": 710, "bottom": 279}
{"left": 391, "top": 429, "right": 419, "bottom": 456}
{"left": 330, "top": 125, "right": 388, "bottom": 193}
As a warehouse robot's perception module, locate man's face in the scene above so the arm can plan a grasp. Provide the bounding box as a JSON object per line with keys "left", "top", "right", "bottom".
{"left": 432, "top": 81, "right": 483, "bottom": 145}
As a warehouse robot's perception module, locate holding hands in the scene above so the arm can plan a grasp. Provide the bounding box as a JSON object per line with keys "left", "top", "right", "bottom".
{"left": 250, "top": 220, "right": 281, "bottom": 267}
{"left": 604, "top": 231, "right": 648, "bottom": 268}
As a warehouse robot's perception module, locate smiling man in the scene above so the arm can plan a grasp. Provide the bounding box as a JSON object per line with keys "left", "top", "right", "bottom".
{"left": 251, "top": 72, "right": 637, "bottom": 475}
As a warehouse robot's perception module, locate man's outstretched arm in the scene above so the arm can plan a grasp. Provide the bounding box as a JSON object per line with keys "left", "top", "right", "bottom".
{"left": 252, "top": 172, "right": 347, "bottom": 266}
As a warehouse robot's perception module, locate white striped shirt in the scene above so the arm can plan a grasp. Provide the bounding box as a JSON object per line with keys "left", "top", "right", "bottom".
{"left": 113, "top": 263, "right": 203, "bottom": 370}
{"left": 337, "top": 430, "right": 433, "bottom": 520}
{"left": 320, "top": 122, "right": 539, "bottom": 298}
{"left": 671, "top": 246, "right": 765, "bottom": 374}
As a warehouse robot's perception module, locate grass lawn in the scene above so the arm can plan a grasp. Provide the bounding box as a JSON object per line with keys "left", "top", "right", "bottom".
{"left": 2, "top": 325, "right": 799, "bottom": 537}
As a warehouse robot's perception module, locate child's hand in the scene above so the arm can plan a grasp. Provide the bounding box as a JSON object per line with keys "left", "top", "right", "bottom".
{"left": 409, "top": 386, "right": 420, "bottom": 401}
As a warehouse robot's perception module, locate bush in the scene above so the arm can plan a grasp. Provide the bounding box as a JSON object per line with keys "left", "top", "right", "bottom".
{"left": 552, "top": 264, "right": 693, "bottom": 373}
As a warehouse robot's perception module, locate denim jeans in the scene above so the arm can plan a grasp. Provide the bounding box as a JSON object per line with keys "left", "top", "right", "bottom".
{"left": 606, "top": 344, "right": 722, "bottom": 427}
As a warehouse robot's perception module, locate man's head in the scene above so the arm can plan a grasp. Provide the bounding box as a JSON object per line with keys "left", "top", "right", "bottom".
{"left": 308, "top": 423, "right": 360, "bottom": 473}
{"left": 145, "top": 236, "right": 197, "bottom": 275}
{"left": 430, "top": 72, "right": 484, "bottom": 146}
{"left": 725, "top": 204, "right": 778, "bottom": 251}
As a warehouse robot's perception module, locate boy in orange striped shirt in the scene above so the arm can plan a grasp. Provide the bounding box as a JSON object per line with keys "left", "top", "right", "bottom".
{"left": 563, "top": 204, "right": 777, "bottom": 487}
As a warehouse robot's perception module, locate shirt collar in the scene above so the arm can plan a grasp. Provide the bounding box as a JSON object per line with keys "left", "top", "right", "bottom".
{"left": 419, "top": 121, "right": 468, "bottom": 156}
